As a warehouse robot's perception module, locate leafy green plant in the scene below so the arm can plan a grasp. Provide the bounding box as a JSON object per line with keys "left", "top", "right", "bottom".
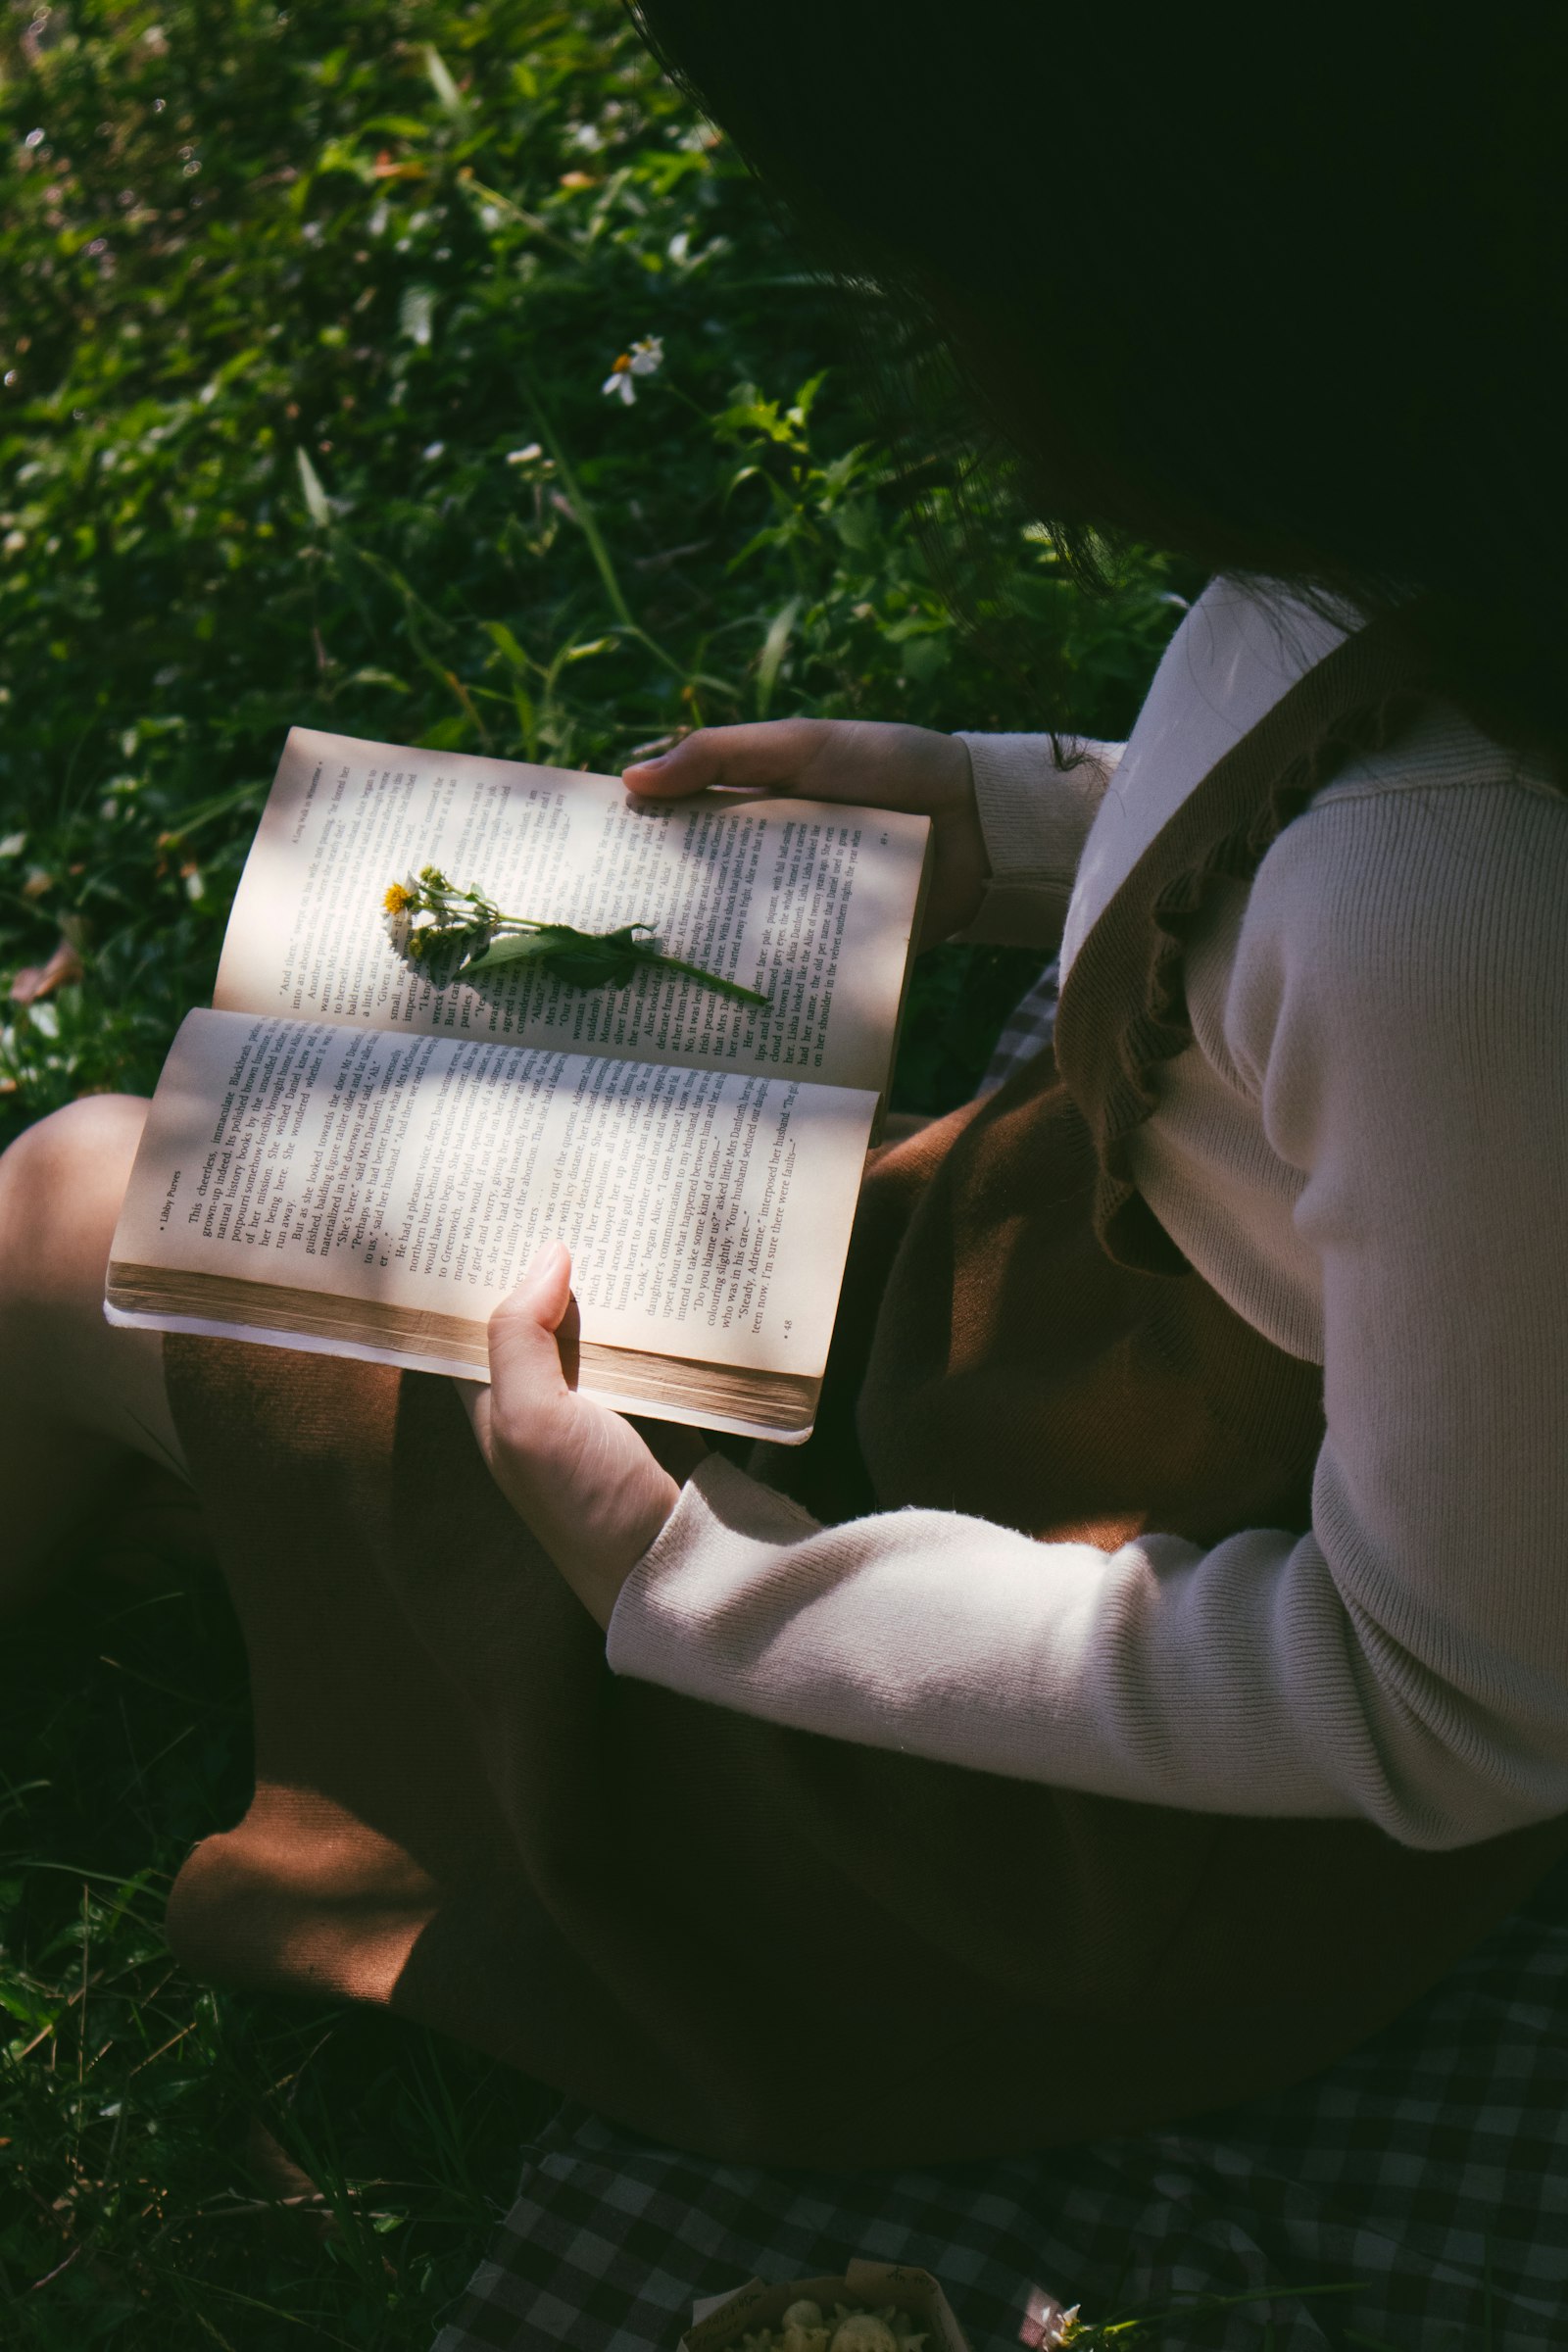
{"left": 0, "top": 0, "right": 1186, "bottom": 1138}
{"left": 0, "top": 3, "right": 1195, "bottom": 2344}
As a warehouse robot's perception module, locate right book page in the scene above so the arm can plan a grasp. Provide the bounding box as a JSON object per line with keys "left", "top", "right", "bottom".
{"left": 214, "top": 728, "right": 931, "bottom": 1098}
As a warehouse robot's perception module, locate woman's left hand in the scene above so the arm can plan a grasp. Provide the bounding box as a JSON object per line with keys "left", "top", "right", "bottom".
{"left": 462, "top": 1241, "right": 698, "bottom": 1629}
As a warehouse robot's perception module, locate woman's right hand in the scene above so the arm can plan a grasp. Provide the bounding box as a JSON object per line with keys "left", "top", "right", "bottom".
{"left": 623, "top": 718, "right": 987, "bottom": 947}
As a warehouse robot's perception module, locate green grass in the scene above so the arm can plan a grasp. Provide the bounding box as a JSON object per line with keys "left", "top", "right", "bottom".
{"left": 0, "top": 0, "right": 1186, "bottom": 1138}
{"left": 0, "top": 2, "right": 1190, "bottom": 2342}
{"left": 2, "top": 1533, "right": 557, "bottom": 2348}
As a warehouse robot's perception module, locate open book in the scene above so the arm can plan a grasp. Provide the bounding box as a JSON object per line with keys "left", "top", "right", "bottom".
{"left": 107, "top": 728, "right": 931, "bottom": 1441}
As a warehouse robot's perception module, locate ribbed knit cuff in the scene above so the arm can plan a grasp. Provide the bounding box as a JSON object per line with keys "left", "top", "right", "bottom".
{"left": 606, "top": 1454, "right": 820, "bottom": 1691}
{"left": 954, "top": 731, "right": 1124, "bottom": 948}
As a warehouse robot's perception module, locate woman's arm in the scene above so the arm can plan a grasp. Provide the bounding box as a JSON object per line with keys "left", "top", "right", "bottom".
{"left": 474, "top": 760, "right": 1568, "bottom": 1853}
{"left": 599, "top": 770, "right": 1568, "bottom": 1852}
{"left": 953, "top": 729, "right": 1124, "bottom": 946}
{"left": 622, "top": 717, "right": 1122, "bottom": 950}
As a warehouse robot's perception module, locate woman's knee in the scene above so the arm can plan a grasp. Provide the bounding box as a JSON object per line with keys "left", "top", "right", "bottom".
{"left": 0, "top": 1094, "right": 149, "bottom": 1338}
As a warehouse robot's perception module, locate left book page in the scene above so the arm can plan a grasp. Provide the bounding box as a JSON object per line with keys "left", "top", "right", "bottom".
{"left": 214, "top": 727, "right": 929, "bottom": 1102}
{"left": 106, "top": 1007, "right": 877, "bottom": 1441}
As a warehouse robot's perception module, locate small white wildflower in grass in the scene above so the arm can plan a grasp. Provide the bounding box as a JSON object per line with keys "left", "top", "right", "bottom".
{"left": 601, "top": 336, "right": 663, "bottom": 405}
{"left": 506, "top": 443, "right": 544, "bottom": 466}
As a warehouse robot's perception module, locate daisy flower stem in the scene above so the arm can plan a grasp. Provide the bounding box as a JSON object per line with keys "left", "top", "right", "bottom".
{"left": 382, "top": 876, "right": 769, "bottom": 1007}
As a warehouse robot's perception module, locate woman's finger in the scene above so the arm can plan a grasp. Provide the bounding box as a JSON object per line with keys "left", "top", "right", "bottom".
{"left": 623, "top": 718, "right": 833, "bottom": 799}
{"left": 453, "top": 1374, "right": 490, "bottom": 1448}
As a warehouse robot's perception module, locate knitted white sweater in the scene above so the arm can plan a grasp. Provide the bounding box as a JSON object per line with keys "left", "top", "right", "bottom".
{"left": 606, "top": 581, "right": 1568, "bottom": 1851}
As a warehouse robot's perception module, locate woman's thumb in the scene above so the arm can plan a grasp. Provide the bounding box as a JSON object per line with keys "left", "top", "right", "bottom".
{"left": 487, "top": 1240, "right": 574, "bottom": 1403}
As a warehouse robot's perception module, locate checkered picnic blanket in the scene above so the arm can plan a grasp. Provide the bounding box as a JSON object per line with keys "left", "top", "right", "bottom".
{"left": 435, "top": 1849, "right": 1568, "bottom": 2352}
{"left": 978, "top": 957, "right": 1061, "bottom": 1092}
{"left": 434, "top": 976, "right": 1568, "bottom": 2352}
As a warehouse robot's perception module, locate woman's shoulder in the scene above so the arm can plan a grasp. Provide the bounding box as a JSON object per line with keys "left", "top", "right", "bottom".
{"left": 1226, "top": 699, "right": 1568, "bottom": 1089}
{"left": 1308, "top": 695, "right": 1547, "bottom": 810}
{"left": 1258, "top": 692, "right": 1568, "bottom": 926}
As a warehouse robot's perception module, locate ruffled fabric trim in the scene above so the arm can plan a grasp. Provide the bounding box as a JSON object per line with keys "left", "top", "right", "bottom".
{"left": 1055, "top": 618, "right": 1438, "bottom": 1277}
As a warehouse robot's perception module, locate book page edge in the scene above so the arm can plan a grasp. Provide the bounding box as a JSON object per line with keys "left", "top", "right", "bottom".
{"left": 871, "top": 816, "right": 935, "bottom": 1134}
{"left": 103, "top": 1299, "right": 815, "bottom": 1446}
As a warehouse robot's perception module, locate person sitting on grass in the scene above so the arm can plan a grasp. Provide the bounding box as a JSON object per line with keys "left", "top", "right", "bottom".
{"left": 2, "top": 1, "right": 1566, "bottom": 2204}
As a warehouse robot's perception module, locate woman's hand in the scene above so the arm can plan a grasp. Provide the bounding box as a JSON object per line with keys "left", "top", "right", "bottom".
{"left": 462, "top": 1241, "right": 699, "bottom": 1631}
{"left": 624, "top": 718, "right": 987, "bottom": 947}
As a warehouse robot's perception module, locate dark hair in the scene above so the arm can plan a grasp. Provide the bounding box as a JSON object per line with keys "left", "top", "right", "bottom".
{"left": 630, "top": 3, "right": 1568, "bottom": 761}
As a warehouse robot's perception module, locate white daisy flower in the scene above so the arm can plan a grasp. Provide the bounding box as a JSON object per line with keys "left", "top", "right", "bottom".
{"left": 601, "top": 337, "right": 663, "bottom": 404}
{"left": 381, "top": 871, "right": 421, "bottom": 946}
{"left": 602, "top": 354, "right": 638, "bottom": 403}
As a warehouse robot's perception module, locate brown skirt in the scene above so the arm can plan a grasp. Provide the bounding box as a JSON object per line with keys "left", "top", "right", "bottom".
{"left": 162, "top": 1069, "right": 1568, "bottom": 2167}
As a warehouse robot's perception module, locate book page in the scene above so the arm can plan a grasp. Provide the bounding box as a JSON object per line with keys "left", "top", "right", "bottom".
{"left": 110, "top": 1008, "right": 874, "bottom": 1381}
{"left": 215, "top": 728, "right": 929, "bottom": 1096}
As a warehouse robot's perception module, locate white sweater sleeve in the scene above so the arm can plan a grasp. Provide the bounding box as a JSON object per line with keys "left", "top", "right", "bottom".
{"left": 952, "top": 731, "right": 1124, "bottom": 946}
{"left": 607, "top": 772, "right": 1568, "bottom": 1852}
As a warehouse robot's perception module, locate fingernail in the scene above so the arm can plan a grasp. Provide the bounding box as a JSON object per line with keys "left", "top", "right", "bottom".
{"left": 626, "top": 752, "right": 670, "bottom": 776}
{"left": 523, "top": 1238, "right": 567, "bottom": 1296}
